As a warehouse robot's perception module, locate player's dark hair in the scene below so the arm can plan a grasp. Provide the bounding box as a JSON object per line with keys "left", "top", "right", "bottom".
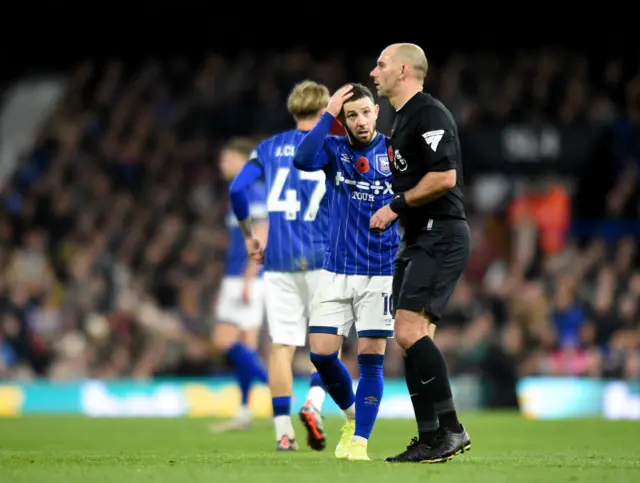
{"left": 338, "top": 83, "right": 375, "bottom": 124}
{"left": 223, "top": 137, "right": 256, "bottom": 158}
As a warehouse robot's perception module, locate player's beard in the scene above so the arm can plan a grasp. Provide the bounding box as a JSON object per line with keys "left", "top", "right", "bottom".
{"left": 346, "top": 126, "right": 373, "bottom": 146}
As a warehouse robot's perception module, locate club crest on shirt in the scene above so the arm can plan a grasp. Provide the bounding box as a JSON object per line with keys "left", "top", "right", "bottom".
{"left": 375, "top": 153, "right": 391, "bottom": 176}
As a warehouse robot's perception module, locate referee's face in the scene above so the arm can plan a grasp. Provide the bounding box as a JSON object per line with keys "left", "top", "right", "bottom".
{"left": 343, "top": 97, "right": 378, "bottom": 144}
{"left": 370, "top": 50, "right": 398, "bottom": 98}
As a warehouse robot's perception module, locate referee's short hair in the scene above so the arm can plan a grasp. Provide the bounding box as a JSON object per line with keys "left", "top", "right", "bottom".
{"left": 390, "top": 43, "right": 428, "bottom": 83}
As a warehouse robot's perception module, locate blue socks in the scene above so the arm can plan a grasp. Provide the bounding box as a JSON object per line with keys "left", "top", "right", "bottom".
{"left": 310, "top": 351, "right": 385, "bottom": 441}
{"left": 355, "top": 354, "right": 384, "bottom": 439}
{"left": 272, "top": 396, "right": 291, "bottom": 417}
{"left": 309, "top": 371, "right": 324, "bottom": 389}
{"left": 225, "top": 342, "right": 268, "bottom": 405}
{"left": 310, "top": 352, "right": 355, "bottom": 410}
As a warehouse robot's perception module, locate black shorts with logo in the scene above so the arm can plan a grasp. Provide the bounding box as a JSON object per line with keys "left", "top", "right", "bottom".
{"left": 392, "top": 219, "right": 470, "bottom": 323}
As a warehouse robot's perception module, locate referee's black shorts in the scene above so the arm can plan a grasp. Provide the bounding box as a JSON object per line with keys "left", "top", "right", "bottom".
{"left": 392, "top": 219, "right": 470, "bottom": 323}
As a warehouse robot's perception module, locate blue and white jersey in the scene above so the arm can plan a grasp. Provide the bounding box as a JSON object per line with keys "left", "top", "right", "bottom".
{"left": 250, "top": 130, "right": 329, "bottom": 272}
{"left": 294, "top": 113, "right": 399, "bottom": 276}
{"left": 225, "top": 182, "right": 267, "bottom": 277}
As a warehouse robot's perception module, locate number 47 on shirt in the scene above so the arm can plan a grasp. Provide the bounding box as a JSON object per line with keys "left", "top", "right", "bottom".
{"left": 267, "top": 167, "right": 326, "bottom": 221}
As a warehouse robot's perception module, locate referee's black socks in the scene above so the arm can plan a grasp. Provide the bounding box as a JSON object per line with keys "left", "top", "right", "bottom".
{"left": 405, "top": 336, "right": 463, "bottom": 435}
{"left": 403, "top": 355, "right": 438, "bottom": 443}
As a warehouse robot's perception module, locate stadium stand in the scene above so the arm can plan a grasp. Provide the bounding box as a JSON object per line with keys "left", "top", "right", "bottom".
{"left": 1, "top": 49, "right": 639, "bottom": 405}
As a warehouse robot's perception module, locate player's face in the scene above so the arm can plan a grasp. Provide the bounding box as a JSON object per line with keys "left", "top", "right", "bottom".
{"left": 219, "top": 149, "right": 245, "bottom": 181}
{"left": 370, "top": 50, "right": 400, "bottom": 98}
{"left": 342, "top": 97, "right": 379, "bottom": 144}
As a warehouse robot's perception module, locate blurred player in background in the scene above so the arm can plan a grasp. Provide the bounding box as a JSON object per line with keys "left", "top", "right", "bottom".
{"left": 229, "top": 81, "right": 332, "bottom": 451}
{"left": 210, "top": 138, "right": 269, "bottom": 433}
{"left": 294, "top": 83, "right": 398, "bottom": 461}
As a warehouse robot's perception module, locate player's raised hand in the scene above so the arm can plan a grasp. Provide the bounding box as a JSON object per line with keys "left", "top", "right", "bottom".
{"left": 244, "top": 236, "right": 264, "bottom": 263}
{"left": 326, "top": 84, "right": 354, "bottom": 117}
{"left": 370, "top": 204, "right": 398, "bottom": 232}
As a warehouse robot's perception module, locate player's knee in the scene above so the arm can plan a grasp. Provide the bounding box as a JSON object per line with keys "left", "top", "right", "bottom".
{"left": 268, "top": 344, "right": 296, "bottom": 372}
{"left": 270, "top": 343, "right": 296, "bottom": 356}
{"left": 309, "top": 350, "right": 339, "bottom": 372}
{"left": 309, "top": 332, "right": 342, "bottom": 356}
{"left": 213, "top": 335, "right": 236, "bottom": 352}
{"left": 212, "top": 323, "right": 240, "bottom": 351}
{"left": 240, "top": 328, "right": 259, "bottom": 348}
{"left": 394, "top": 309, "right": 431, "bottom": 349}
{"left": 357, "top": 337, "right": 387, "bottom": 355}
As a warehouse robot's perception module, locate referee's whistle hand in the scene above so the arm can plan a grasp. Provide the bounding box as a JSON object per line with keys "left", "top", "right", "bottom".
{"left": 370, "top": 204, "right": 397, "bottom": 232}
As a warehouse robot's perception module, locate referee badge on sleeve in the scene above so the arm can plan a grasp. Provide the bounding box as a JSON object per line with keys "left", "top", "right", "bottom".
{"left": 422, "top": 130, "right": 445, "bottom": 152}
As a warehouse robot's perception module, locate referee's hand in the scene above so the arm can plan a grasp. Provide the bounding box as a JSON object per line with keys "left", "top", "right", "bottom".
{"left": 370, "top": 204, "right": 397, "bottom": 232}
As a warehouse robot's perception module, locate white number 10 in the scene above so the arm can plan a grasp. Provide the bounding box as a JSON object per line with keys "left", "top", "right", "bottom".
{"left": 267, "top": 168, "right": 326, "bottom": 221}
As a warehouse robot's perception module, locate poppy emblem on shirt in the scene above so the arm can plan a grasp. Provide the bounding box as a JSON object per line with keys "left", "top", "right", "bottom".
{"left": 356, "top": 157, "right": 370, "bottom": 173}
{"left": 388, "top": 145, "right": 393, "bottom": 161}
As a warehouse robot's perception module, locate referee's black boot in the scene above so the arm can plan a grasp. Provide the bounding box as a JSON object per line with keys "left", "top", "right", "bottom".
{"left": 384, "top": 436, "right": 432, "bottom": 463}
{"left": 385, "top": 427, "right": 470, "bottom": 464}
{"left": 421, "top": 425, "right": 471, "bottom": 463}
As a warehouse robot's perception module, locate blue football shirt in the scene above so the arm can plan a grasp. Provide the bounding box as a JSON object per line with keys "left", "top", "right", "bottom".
{"left": 250, "top": 130, "right": 329, "bottom": 272}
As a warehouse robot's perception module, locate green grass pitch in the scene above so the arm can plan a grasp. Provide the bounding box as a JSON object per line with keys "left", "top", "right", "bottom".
{"left": 1, "top": 412, "right": 638, "bottom": 482}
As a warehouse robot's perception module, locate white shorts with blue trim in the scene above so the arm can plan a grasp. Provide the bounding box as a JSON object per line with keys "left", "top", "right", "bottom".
{"left": 215, "top": 276, "right": 265, "bottom": 329}
{"left": 309, "top": 270, "right": 394, "bottom": 338}
{"left": 263, "top": 269, "right": 324, "bottom": 347}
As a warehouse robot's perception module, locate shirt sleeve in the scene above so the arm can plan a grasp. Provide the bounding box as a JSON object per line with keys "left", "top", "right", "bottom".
{"left": 229, "top": 161, "right": 264, "bottom": 221}
{"left": 248, "top": 182, "right": 268, "bottom": 221}
{"left": 248, "top": 144, "right": 265, "bottom": 170}
{"left": 416, "top": 106, "right": 458, "bottom": 172}
{"left": 293, "top": 112, "right": 335, "bottom": 172}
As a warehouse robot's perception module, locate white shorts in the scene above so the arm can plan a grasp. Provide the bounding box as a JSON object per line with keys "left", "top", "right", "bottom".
{"left": 214, "top": 276, "right": 265, "bottom": 330}
{"left": 309, "top": 270, "right": 394, "bottom": 338}
{"left": 263, "top": 270, "right": 323, "bottom": 347}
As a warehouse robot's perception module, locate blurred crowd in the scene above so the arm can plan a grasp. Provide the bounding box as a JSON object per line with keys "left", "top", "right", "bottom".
{"left": 1, "top": 49, "right": 639, "bottom": 400}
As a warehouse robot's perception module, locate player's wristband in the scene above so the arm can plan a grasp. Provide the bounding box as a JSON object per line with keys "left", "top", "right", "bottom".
{"left": 389, "top": 193, "right": 408, "bottom": 214}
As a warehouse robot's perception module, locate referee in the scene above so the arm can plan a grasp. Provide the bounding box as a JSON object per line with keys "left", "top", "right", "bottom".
{"left": 369, "top": 43, "right": 471, "bottom": 464}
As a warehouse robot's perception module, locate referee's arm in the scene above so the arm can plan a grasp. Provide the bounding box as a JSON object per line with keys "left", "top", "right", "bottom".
{"left": 404, "top": 107, "right": 457, "bottom": 207}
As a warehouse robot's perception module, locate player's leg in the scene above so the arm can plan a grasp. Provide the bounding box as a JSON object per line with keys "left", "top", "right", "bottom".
{"left": 306, "top": 362, "right": 326, "bottom": 411}
{"left": 298, "top": 358, "right": 328, "bottom": 451}
{"left": 301, "top": 270, "right": 330, "bottom": 413}
{"left": 269, "top": 343, "right": 296, "bottom": 450}
{"left": 298, "top": 269, "right": 336, "bottom": 451}
{"left": 308, "top": 272, "right": 357, "bottom": 457}
{"left": 386, "top": 222, "right": 471, "bottom": 463}
{"left": 341, "top": 336, "right": 386, "bottom": 461}
{"left": 264, "top": 272, "right": 307, "bottom": 450}
{"left": 210, "top": 277, "right": 267, "bottom": 432}
{"left": 339, "top": 275, "right": 393, "bottom": 461}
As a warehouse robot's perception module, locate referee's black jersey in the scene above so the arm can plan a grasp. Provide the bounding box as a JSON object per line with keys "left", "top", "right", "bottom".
{"left": 389, "top": 92, "right": 466, "bottom": 232}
